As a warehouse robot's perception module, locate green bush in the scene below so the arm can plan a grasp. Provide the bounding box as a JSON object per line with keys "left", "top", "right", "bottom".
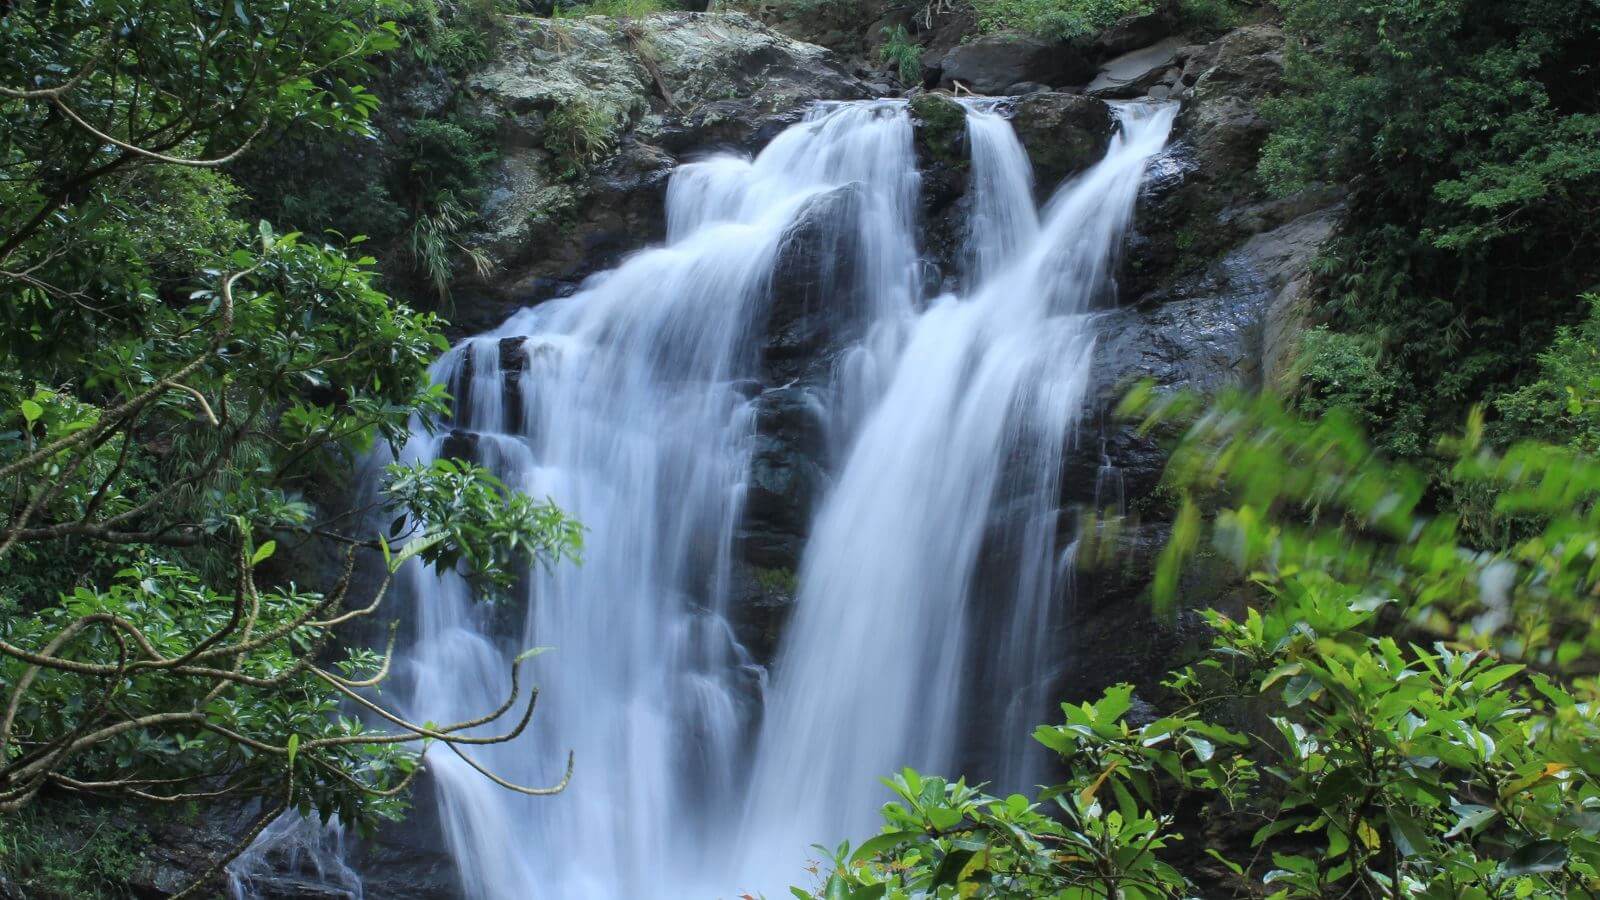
{"left": 971, "top": 0, "right": 1153, "bottom": 41}
{"left": 878, "top": 25, "right": 923, "bottom": 84}
{"left": 1258, "top": 0, "right": 1600, "bottom": 458}
{"left": 553, "top": 0, "right": 677, "bottom": 16}
{"left": 811, "top": 384, "right": 1600, "bottom": 897}
{"left": 1174, "top": 0, "right": 1244, "bottom": 33}
{"left": 0, "top": 801, "right": 148, "bottom": 898}
{"left": 544, "top": 99, "right": 623, "bottom": 179}
{"left": 1292, "top": 326, "right": 1415, "bottom": 455}
{"left": 1495, "top": 293, "right": 1600, "bottom": 454}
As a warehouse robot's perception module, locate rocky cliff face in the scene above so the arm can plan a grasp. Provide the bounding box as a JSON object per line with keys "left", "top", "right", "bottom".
{"left": 440, "top": 11, "right": 871, "bottom": 335}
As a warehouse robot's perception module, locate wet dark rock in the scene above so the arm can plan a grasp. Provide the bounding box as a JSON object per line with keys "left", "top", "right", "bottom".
{"left": 909, "top": 92, "right": 971, "bottom": 272}
{"left": 741, "top": 385, "right": 829, "bottom": 573}
{"left": 1008, "top": 92, "right": 1115, "bottom": 195}
{"left": 937, "top": 32, "right": 1096, "bottom": 95}
{"left": 728, "top": 563, "right": 799, "bottom": 666}
{"left": 440, "top": 429, "right": 481, "bottom": 463}
{"left": 350, "top": 795, "right": 463, "bottom": 900}
{"left": 1113, "top": 23, "right": 1336, "bottom": 301}
{"left": 763, "top": 184, "right": 870, "bottom": 383}
{"left": 1176, "top": 24, "right": 1287, "bottom": 182}
{"left": 1093, "top": 8, "right": 1179, "bottom": 58}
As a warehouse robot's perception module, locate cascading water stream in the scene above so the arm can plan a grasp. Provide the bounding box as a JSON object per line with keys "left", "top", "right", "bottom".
{"left": 387, "top": 101, "right": 919, "bottom": 900}
{"left": 231, "top": 98, "right": 1174, "bottom": 900}
{"left": 725, "top": 101, "right": 1177, "bottom": 895}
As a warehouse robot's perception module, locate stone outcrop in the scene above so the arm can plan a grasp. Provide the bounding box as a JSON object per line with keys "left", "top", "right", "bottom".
{"left": 447, "top": 11, "right": 870, "bottom": 334}
{"left": 1007, "top": 92, "right": 1116, "bottom": 193}
{"left": 935, "top": 32, "right": 1097, "bottom": 95}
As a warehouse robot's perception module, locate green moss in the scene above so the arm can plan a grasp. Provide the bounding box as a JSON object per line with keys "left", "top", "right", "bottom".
{"left": 754, "top": 566, "right": 799, "bottom": 594}
{"left": 910, "top": 93, "right": 967, "bottom": 167}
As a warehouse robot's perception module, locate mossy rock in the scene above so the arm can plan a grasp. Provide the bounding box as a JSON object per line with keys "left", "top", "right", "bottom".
{"left": 910, "top": 92, "right": 968, "bottom": 168}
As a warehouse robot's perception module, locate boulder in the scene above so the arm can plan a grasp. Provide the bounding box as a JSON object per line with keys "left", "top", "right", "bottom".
{"left": 909, "top": 92, "right": 972, "bottom": 279}
{"left": 1086, "top": 36, "right": 1186, "bottom": 99}
{"left": 1177, "top": 24, "right": 1287, "bottom": 182}
{"left": 1007, "top": 92, "right": 1115, "bottom": 194}
{"left": 763, "top": 184, "right": 872, "bottom": 381}
{"left": 451, "top": 11, "right": 870, "bottom": 331}
{"left": 1093, "top": 8, "right": 1179, "bottom": 58}
{"left": 936, "top": 32, "right": 1096, "bottom": 95}
{"left": 741, "top": 386, "right": 829, "bottom": 571}
{"left": 1115, "top": 23, "right": 1317, "bottom": 300}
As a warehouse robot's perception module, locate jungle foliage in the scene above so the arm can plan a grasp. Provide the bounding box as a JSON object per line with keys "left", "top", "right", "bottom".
{"left": 0, "top": 0, "right": 580, "bottom": 892}
{"left": 1262, "top": 0, "right": 1600, "bottom": 461}
{"left": 806, "top": 385, "right": 1600, "bottom": 898}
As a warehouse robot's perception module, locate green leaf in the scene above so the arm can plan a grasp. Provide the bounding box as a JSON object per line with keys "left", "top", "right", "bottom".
{"left": 1444, "top": 805, "right": 1498, "bottom": 839}
{"left": 287, "top": 733, "right": 300, "bottom": 768}
{"left": 930, "top": 848, "right": 976, "bottom": 887}
{"left": 1503, "top": 839, "right": 1568, "bottom": 876}
{"left": 515, "top": 646, "right": 553, "bottom": 663}
{"left": 19, "top": 400, "right": 41, "bottom": 424}
{"left": 251, "top": 540, "right": 277, "bottom": 566}
{"left": 849, "top": 830, "right": 922, "bottom": 864}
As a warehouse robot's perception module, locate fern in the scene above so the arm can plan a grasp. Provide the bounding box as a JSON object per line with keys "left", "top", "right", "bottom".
{"left": 877, "top": 25, "right": 923, "bottom": 85}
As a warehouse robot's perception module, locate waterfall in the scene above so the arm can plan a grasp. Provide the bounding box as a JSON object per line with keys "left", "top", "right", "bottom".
{"left": 386, "top": 101, "right": 921, "bottom": 900}
{"left": 235, "top": 98, "right": 1175, "bottom": 900}
{"left": 726, "top": 101, "right": 1177, "bottom": 895}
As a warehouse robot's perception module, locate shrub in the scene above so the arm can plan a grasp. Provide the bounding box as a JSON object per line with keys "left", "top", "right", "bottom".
{"left": 877, "top": 25, "right": 923, "bottom": 84}
{"left": 1494, "top": 293, "right": 1600, "bottom": 454}
{"left": 544, "top": 99, "right": 623, "bottom": 178}
{"left": 810, "top": 384, "right": 1600, "bottom": 897}
{"left": 971, "top": 0, "right": 1154, "bottom": 41}
{"left": 553, "top": 0, "right": 677, "bottom": 16}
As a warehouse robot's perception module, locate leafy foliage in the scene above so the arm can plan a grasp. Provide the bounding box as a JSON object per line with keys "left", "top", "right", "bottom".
{"left": 971, "top": 0, "right": 1153, "bottom": 41}
{"left": 0, "top": 799, "right": 149, "bottom": 898}
{"left": 0, "top": 0, "right": 581, "bottom": 890}
{"left": 544, "top": 98, "right": 623, "bottom": 179}
{"left": 878, "top": 25, "right": 923, "bottom": 85}
{"left": 554, "top": 0, "right": 679, "bottom": 16}
{"left": 1260, "top": 0, "right": 1600, "bottom": 459}
{"left": 1495, "top": 293, "right": 1600, "bottom": 454}
{"left": 813, "top": 383, "right": 1600, "bottom": 897}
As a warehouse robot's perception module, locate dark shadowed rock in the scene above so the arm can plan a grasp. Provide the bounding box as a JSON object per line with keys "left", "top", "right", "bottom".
{"left": 938, "top": 32, "right": 1096, "bottom": 94}
{"left": 741, "top": 386, "right": 828, "bottom": 572}
{"left": 1008, "top": 92, "right": 1115, "bottom": 194}
{"left": 1093, "top": 8, "right": 1178, "bottom": 58}
{"left": 1177, "top": 24, "right": 1286, "bottom": 181}
{"left": 763, "top": 184, "right": 870, "bottom": 382}
{"left": 909, "top": 92, "right": 971, "bottom": 275}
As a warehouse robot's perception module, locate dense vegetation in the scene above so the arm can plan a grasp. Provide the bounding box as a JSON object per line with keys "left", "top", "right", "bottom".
{"left": 0, "top": 0, "right": 586, "bottom": 894}
{"left": 1262, "top": 0, "right": 1600, "bottom": 464}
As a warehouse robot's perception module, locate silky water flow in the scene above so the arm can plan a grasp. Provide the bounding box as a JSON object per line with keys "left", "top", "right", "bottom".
{"left": 229, "top": 99, "right": 1177, "bottom": 900}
